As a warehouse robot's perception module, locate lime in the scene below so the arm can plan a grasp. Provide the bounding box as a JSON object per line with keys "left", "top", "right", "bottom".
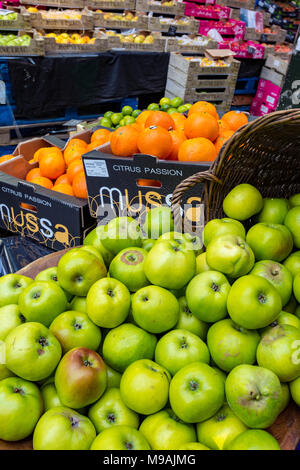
{"left": 159, "top": 97, "right": 171, "bottom": 107}
{"left": 167, "top": 108, "right": 178, "bottom": 114}
{"left": 123, "top": 115, "right": 135, "bottom": 125}
{"left": 119, "top": 118, "right": 126, "bottom": 127}
{"left": 115, "top": 124, "right": 122, "bottom": 129}
{"left": 122, "top": 106, "right": 133, "bottom": 116}
{"left": 177, "top": 105, "right": 188, "bottom": 113}
{"left": 160, "top": 104, "right": 170, "bottom": 112}
{"left": 184, "top": 103, "right": 192, "bottom": 110}
{"left": 104, "top": 111, "right": 114, "bottom": 119}
{"left": 147, "top": 103, "right": 160, "bottom": 111}
{"left": 111, "top": 112, "right": 123, "bottom": 125}
{"left": 99, "top": 117, "right": 112, "bottom": 128}
{"left": 170, "top": 97, "right": 183, "bottom": 108}
{"left": 132, "top": 109, "right": 142, "bottom": 118}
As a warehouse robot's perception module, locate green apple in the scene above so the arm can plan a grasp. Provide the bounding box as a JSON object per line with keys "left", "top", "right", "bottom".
{"left": 144, "top": 239, "right": 196, "bottom": 290}
{"left": 227, "top": 429, "right": 280, "bottom": 450}
{"left": 207, "top": 319, "right": 260, "bottom": 372}
{"left": 35, "top": 266, "right": 73, "bottom": 302}
{"left": 296, "top": 305, "right": 300, "bottom": 319}
{"left": 80, "top": 245, "right": 106, "bottom": 263}
{"left": 101, "top": 217, "right": 142, "bottom": 255}
{"left": 0, "top": 377, "right": 43, "bottom": 441}
{"left": 5, "top": 322, "right": 62, "bottom": 381}
{"left": 33, "top": 407, "right": 96, "bottom": 450}
{"left": 139, "top": 409, "right": 196, "bottom": 450}
{"left": 256, "top": 324, "right": 300, "bottom": 382}
{"left": 196, "top": 403, "right": 247, "bottom": 450}
{"left": 289, "top": 376, "right": 300, "bottom": 406}
{"left": 90, "top": 425, "right": 150, "bottom": 450}
{"left": 131, "top": 285, "right": 179, "bottom": 333}
{"left": 70, "top": 296, "right": 87, "bottom": 313}
{"left": 178, "top": 442, "right": 210, "bottom": 450}
{"left": 246, "top": 223, "right": 293, "bottom": 262}
{"left": 49, "top": 310, "right": 101, "bottom": 354}
{"left": 223, "top": 184, "right": 263, "bottom": 221}
{"left": 84, "top": 226, "right": 114, "bottom": 267}
{"left": 102, "top": 323, "right": 156, "bottom": 372}
{"left": 250, "top": 260, "right": 293, "bottom": 306}
{"left": 159, "top": 231, "right": 203, "bottom": 254}
{"left": 143, "top": 206, "right": 174, "bottom": 238}
{"left": 154, "top": 328, "right": 210, "bottom": 376}
{"left": 294, "top": 272, "right": 300, "bottom": 303}
{"left": 0, "top": 304, "right": 25, "bottom": 341}
{"left": 261, "top": 311, "right": 300, "bottom": 333}
{"left": 283, "top": 251, "right": 300, "bottom": 278}
{"left": 203, "top": 218, "right": 246, "bottom": 247}
{"left": 175, "top": 296, "right": 209, "bottom": 340}
{"left": 57, "top": 247, "right": 107, "bottom": 296}
{"left": 283, "top": 293, "right": 297, "bottom": 313}
{"left": 0, "top": 273, "right": 33, "bottom": 307}
{"left": 55, "top": 347, "right": 107, "bottom": 409}
{"left": 186, "top": 271, "right": 230, "bottom": 323}
{"left": 227, "top": 274, "right": 282, "bottom": 329}
{"left": 212, "top": 366, "right": 227, "bottom": 384}
{"left": 257, "top": 198, "right": 290, "bottom": 224}
{"left": 86, "top": 277, "right": 130, "bottom": 328}
{"left": 284, "top": 206, "right": 300, "bottom": 248}
{"left": 0, "top": 364, "right": 15, "bottom": 381}
{"left": 141, "top": 238, "right": 156, "bottom": 251}
{"left": 120, "top": 359, "right": 170, "bottom": 415}
{"left": 206, "top": 235, "right": 255, "bottom": 278}
{"left": 41, "top": 379, "right": 62, "bottom": 411}
{"left": 225, "top": 364, "right": 282, "bottom": 428}
{"left": 196, "top": 252, "right": 210, "bottom": 274}
{"left": 106, "top": 365, "right": 121, "bottom": 389}
{"left": 169, "top": 362, "right": 225, "bottom": 423}
{"left": 18, "top": 280, "right": 68, "bottom": 327}
{"left": 109, "top": 247, "right": 149, "bottom": 292}
{"left": 88, "top": 388, "right": 139, "bottom": 433}
{"left": 289, "top": 193, "right": 300, "bottom": 208}
{"left": 279, "top": 382, "right": 290, "bottom": 414}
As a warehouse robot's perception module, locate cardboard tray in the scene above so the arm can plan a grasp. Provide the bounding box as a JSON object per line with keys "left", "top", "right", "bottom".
{"left": 0, "top": 135, "right": 94, "bottom": 251}
{"left": 135, "top": 0, "right": 186, "bottom": 15}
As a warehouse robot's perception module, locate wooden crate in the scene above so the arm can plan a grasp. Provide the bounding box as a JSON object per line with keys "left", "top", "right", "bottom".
{"left": 29, "top": 10, "right": 94, "bottom": 30}
{"left": 135, "top": 0, "right": 185, "bottom": 15}
{"left": 100, "top": 30, "right": 166, "bottom": 51}
{"left": 165, "top": 35, "right": 217, "bottom": 53}
{"left": 94, "top": 12, "right": 148, "bottom": 29}
{"left": 221, "top": 0, "right": 256, "bottom": 9}
{"left": 148, "top": 16, "right": 200, "bottom": 34}
{"left": 20, "top": 0, "right": 85, "bottom": 7}
{"left": 166, "top": 63, "right": 238, "bottom": 88}
{"left": 43, "top": 36, "right": 108, "bottom": 54}
{"left": 0, "top": 36, "right": 44, "bottom": 56}
{"left": 0, "top": 10, "right": 31, "bottom": 31}
{"left": 86, "top": 0, "right": 136, "bottom": 10}
{"left": 168, "top": 52, "right": 240, "bottom": 76}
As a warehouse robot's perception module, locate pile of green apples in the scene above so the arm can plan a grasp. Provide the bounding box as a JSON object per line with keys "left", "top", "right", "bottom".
{"left": 1, "top": 12, "right": 18, "bottom": 21}
{"left": 147, "top": 96, "right": 191, "bottom": 115}
{"left": 0, "top": 183, "right": 300, "bottom": 451}
{"left": 0, "top": 34, "right": 31, "bottom": 46}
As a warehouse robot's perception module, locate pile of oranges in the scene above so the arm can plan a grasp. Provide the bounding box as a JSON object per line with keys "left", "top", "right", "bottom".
{"left": 106, "top": 102, "right": 248, "bottom": 162}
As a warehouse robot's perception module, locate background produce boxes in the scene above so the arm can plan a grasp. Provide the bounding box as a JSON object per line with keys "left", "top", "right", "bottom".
{"left": 165, "top": 34, "right": 218, "bottom": 53}
{"left": 265, "top": 53, "right": 289, "bottom": 76}
{"left": 29, "top": 9, "right": 94, "bottom": 30}
{"left": 218, "top": 40, "right": 265, "bottom": 59}
{"left": 20, "top": 0, "right": 85, "bottom": 7}
{"left": 221, "top": 0, "right": 255, "bottom": 8}
{"left": 148, "top": 16, "right": 200, "bottom": 33}
{"left": 94, "top": 12, "right": 148, "bottom": 29}
{"left": 184, "top": 3, "right": 231, "bottom": 19}
{"left": 198, "top": 19, "right": 245, "bottom": 39}
{"left": 98, "top": 30, "right": 166, "bottom": 51}
{"left": 0, "top": 32, "right": 44, "bottom": 56}
{"left": 86, "top": 0, "right": 136, "bottom": 9}
{"left": 135, "top": 0, "right": 186, "bottom": 15}
{"left": 0, "top": 136, "right": 94, "bottom": 251}
{"left": 43, "top": 35, "right": 108, "bottom": 54}
{"left": 0, "top": 8, "right": 31, "bottom": 30}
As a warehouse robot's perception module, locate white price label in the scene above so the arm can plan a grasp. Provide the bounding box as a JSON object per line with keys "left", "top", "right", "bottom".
{"left": 84, "top": 159, "right": 109, "bottom": 177}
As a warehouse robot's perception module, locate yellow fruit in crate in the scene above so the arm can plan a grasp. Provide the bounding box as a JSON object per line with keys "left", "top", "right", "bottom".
{"left": 27, "top": 7, "right": 38, "bottom": 13}
{"left": 144, "top": 35, "right": 154, "bottom": 44}
{"left": 57, "top": 38, "right": 70, "bottom": 44}
{"left": 134, "top": 36, "right": 144, "bottom": 44}
{"left": 82, "top": 36, "right": 90, "bottom": 43}
{"left": 89, "top": 38, "right": 96, "bottom": 44}
{"left": 59, "top": 33, "right": 70, "bottom": 40}
{"left": 46, "top": 33, "right": 57, "bottom": 38}
{"left": 71, "top": 33, "right": 80, "bottom": 40}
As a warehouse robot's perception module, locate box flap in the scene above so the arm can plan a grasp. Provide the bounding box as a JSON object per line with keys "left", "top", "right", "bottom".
{"left": 204, "top": 49, "right": 236, "bottom": 59}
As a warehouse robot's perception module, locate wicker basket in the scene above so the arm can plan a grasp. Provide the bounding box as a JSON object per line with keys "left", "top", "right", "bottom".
{"left": 171, "top": 110, "right": 300, "bottom": 232}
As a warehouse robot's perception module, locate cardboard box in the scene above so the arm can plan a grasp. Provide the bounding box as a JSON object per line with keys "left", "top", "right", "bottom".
{"left": 198, "top": 19, "right": 246, "bottom": 39}
{"left": 260, "top": 66, "right": 285, "bottom": 87}
{"left": 0, "top": 136, "right": 95, "bottom": 250}
{"left": 265, "top": 54, "right": 289, "bottom": 76}
{"left": 184, "top": 3, "right": 231, "bottom": 20}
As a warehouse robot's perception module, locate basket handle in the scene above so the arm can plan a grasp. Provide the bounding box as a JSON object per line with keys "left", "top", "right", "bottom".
{"left": 171, "top": 170, "right": 222, "bottom": 232}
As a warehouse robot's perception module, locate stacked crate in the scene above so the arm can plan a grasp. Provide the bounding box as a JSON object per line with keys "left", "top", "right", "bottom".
{"left": 165, "top": 52, "right": 240, "bottom": 114}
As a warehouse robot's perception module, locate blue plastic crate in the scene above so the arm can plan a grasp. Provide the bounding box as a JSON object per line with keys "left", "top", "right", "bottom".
{"left": 235, "top": 77, "right": 260, "bottom": 95}
{"left": 0, "top": 104, "right": 15, "bottom": 126}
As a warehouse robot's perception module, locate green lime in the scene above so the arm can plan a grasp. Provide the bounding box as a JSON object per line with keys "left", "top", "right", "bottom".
{"left": 159, "top": 97, "right": 171, "bottom": 107}
{"left": 170, "top": 97, "right": 183, "bottom": 108}
{"left": 104, "top": 111, "right": 114, "bottom": 119}
{"left": 160, "top": 104, "right": 170, "bottom": 112}
{"left": 177, "top": 105, "right": 188, "bottom": 113}
{"left": 99, "top": 117, "right": 112, "bottom": 128}
{"left": 111, "top": 112, "right": 123, "bottom": 125}
{"left": 132, "top": 109, "right": 142, "bottom": 118}
{"left": 122, "top": 105, "right": 133, "bottom": 116}
{"left": 167, "top": 107, "right": 178, "bottom": 114}
{"left": 115, "top": 124, "right": 122, "bottom": 129}
{"left": 184, "top": 103, "right": 192, "bottom": 110}
{"left": 119, "top": 118, "right": 126, "bottom": 127}
{"left": 123, "top": 115, "right": 135, "bottom": 125}
{"left": 147, "top": 103, "right": 160, "bottom": 111}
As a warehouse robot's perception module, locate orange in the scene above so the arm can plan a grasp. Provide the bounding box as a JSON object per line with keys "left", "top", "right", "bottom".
{"left": 144, "top": 111, "right": 175, "bottom": 131}
{"left": 188, "top": 101, "right": 219, "bottom": 119}
{"left": 217, "top": 119, "right": 231, "bottom": 134}
{"left": 110, "top": 125, "right": 139, "bottom": 157}
{"left": 178, "top": 137, "right": 217, "bottom": 162}
{"left": 72, "top": 171, "right": 88, "bottom": 199}
{"left": 130, "top": 122, "right": 144, "bottom": 132}
{"left": 222, "top": 111, "right": 248, "bottom": 131}
{"left": 34, "top": 146, "right": 63, "bottom": 163}
{"left": 39, "top": 152, "right": 66, "bottom": 180}
{"left": 53, "top": 183, "right": 75, "bottom": 196}
{"left": 64, "top": 147, "right": 83, "bottom": 166}
{"left": 86, "top": 139, "right": 107, "bottom": 152}
{"left": 67, "top": 159, "right": 84, "bottom": 183}
{"left": 0, "top": 154, "right": 14, "bottom": 163}
{"left": 136, "top": 110, "right": 154, "bottom": 127}
{"left": 91, "top": 128, "right": 111, "bottom": 142}
{"left": 54, "top": 174, "right": 71, "bottom": 186}
{"left": 167, "top": 129, "right": 187, "bottom": 161}
{"left": 184, "top": 112, "right": 219, "bottom": 141}
{"left": 30, "top": 176, "right": 54, "bottom": 189}
{"left": 137, "top": 126, "right": 173, "bottom": 160}
{"left": 214, "top": 130, "right": 234, "bottom": 153}
{"left": 26, "top": 167, "right": 42, "bottom": 182}
{"left": 170, "top": 112, "right": 187, "bottom": 132}
{"left": 67, "top": 138, "right": 88, "bottom": 149}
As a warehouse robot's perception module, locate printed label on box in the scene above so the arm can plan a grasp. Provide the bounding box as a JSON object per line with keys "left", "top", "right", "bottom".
{"left": 84, "top": 159, "right": 109, "bottom": 177}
